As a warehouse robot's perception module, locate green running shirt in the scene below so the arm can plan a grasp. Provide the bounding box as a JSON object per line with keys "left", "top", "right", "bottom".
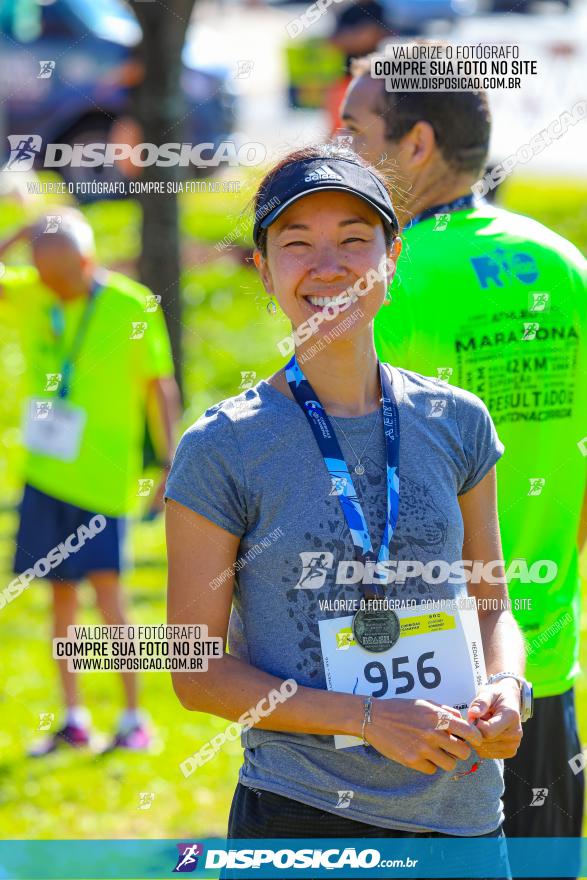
{"left": 1, "top": 266, "right": 174, "bottom": 516}
{"left": 375, "top": 203, "right": 587, "bottom": 698}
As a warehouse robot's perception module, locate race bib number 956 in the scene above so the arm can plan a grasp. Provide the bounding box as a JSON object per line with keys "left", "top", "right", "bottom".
{"left": 318, "top": 605, "right": 486, "bottom": 749}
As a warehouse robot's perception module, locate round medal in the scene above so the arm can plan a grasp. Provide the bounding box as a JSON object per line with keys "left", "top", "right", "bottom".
{"left": 352, "top": 604, "right": 400, "bottom": 653}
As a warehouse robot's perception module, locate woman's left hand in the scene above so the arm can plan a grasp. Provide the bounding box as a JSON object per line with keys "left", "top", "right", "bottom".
{"left": 466, "top": 680, "right": 523, "bottom": 759}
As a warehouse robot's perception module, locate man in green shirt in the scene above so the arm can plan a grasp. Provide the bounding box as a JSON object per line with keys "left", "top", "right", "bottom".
{"left": 0, "top": 211, "right": 180, "bottom": 754}
{"left": 340, "top": 62, "right": 586, "bottom": 840}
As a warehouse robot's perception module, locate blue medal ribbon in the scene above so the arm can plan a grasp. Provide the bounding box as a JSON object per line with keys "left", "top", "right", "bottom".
{"left": 55, "top": 278, "right": 102, "bottom": 400}
{"left": 285, "top": 354, "right": 400, "bottom": 600}
{"left": 405, "top": 193, "right": 475, "bottom": 230}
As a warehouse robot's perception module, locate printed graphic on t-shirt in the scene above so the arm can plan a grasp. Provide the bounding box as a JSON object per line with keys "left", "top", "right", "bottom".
{"left": 280, "top": 460, "right": 449, "bottom": 680}
{"left": 454, "top": 304, "right": 579, "bottom": 428}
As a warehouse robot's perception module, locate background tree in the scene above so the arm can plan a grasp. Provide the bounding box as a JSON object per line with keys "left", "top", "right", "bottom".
{"left": 129, "top": 0, "right": 196, "bottom": 394}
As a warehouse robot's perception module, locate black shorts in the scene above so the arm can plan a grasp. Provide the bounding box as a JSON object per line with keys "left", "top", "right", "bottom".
{"left": 13, "top": 483, "right": 128, "bottom": 582}
{"left": 503, "top": 688, "right": 584, "bottom": 880}
{"left": 223, "top": 782, "right": 511, "bottom": 880}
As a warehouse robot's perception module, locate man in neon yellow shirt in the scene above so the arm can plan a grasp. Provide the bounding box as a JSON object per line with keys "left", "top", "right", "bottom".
{"left": 340, "top": 63, "right": 586, "bottom": 840}
{"left": 0, "top": 211, "right": 180, "bottom": 754}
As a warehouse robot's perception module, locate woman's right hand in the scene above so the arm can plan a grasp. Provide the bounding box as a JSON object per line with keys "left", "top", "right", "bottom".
{"left": 364, "top": 698, "right": 484, "bottom": 775}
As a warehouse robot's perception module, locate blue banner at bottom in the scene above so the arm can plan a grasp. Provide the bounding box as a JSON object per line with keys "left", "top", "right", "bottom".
{"left": 0, "top": 838, "right": 585, "bottom": 879}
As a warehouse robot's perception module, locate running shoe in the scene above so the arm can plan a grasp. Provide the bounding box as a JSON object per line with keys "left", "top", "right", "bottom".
{"left": 102, "top": 723, "right": 152, "bottom": 753}
{"left": 28, "top": 723, "right": 91, "bottom": 757}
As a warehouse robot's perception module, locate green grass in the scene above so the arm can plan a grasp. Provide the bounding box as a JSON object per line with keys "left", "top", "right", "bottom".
{"left": 499, "top": 176, "right": 587, "bottom": 254}
{"left": 0, "top": 529, "right": 241, "bottom": 839}
{"left": 0, "top": 175, "right": 586, "bottom": 843}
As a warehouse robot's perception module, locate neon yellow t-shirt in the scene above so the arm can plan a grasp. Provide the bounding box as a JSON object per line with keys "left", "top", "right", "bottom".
{"left": 1, "top": 266, "right": 174, "bottom": 516}
{"left": 375, "top": 203, "right": 587, "bottom": 698}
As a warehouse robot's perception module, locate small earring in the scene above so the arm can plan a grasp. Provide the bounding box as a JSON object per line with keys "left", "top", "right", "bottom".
{"left": 266, "top": 298, "right": 276, "bottom": 315}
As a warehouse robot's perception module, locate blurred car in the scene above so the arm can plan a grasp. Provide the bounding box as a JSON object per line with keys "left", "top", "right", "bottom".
{"left": 381, "top": 0, "right": 478, "bottom": 33}
{"left": 270, "top": 0, "right": 478, "bottom": 31}
{"left": 0, "top": 0, "right": 237, "bottom": 194}
{"left": 486, "top": 0, "right": 570, "bottom": 10}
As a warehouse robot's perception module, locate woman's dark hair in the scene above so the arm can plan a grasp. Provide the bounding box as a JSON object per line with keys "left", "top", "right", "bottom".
{"left": 253, "top": 143, "right": 397, "bottom": 257}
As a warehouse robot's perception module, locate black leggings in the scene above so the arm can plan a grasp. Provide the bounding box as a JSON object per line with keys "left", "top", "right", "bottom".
{"left": 223, "top": 782, "right": 511, "bottom": 880}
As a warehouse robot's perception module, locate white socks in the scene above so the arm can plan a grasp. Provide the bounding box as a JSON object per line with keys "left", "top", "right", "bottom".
{"left": 65, "top": 706, "right": 91, "bottom": 729}
{"left": 64, "top": 706, "right": 146, "bottom": 733}
{"left": 118, "top": 709, "right": 146, "bottom": 734}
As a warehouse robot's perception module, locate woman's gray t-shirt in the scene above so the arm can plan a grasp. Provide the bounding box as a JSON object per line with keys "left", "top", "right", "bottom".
{"left": 165, "top": 366, "right": 505, "bottom": 835}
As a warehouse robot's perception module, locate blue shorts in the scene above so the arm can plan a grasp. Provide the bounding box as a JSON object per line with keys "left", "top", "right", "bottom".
{"left": 13, "top": 484, "right": 128, "bottom": 582}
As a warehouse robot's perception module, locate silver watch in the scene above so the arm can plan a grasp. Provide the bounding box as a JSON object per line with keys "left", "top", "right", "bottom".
{"left": 486, "top": 672, "right": 534, "bottom": 723}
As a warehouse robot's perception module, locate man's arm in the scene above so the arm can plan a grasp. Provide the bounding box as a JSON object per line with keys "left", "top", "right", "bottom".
{"left": 145, "top": 375, "right": 181, "bottom": 513}
{"left": 0, "top": 227, "right": 31, "bottom": 300}
{"left": 0, "top": 225, "right": 32, "bottom": 262}
{"left": 147, "top": 375, "right": 181, "bottom": 465}
{"left": 459, "top": 467, "right": 525, "bottom": 758}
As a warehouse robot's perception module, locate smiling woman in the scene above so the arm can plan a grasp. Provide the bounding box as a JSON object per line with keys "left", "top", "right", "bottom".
{"left": 165, "top": 143, "right": 526, "bottom": 870}
{"left": 250, "top": 146, "right": 400, "bottom": 414}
